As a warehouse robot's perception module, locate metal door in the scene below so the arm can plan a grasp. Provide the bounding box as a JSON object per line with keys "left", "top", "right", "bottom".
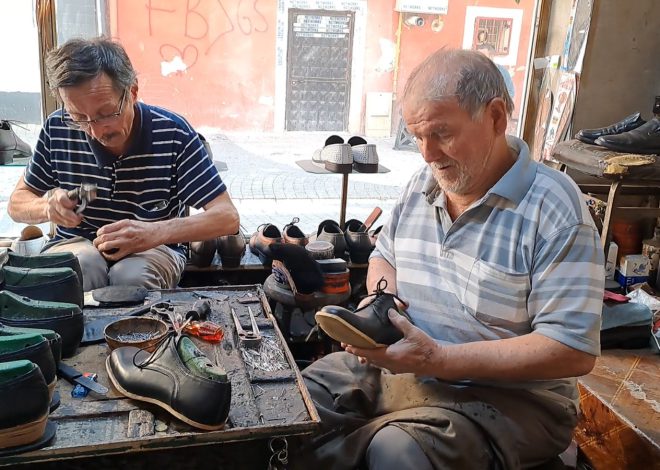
{"left": 285, "top": 9, "right": 354, "bottom": 131}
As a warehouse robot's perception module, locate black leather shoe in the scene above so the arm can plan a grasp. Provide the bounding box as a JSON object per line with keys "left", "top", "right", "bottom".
{"left": 249, "top": 223, "right": 283, "bottom": 265}
{"left": 315, "top": 220, "right": 347, "bottom": 259}
{"left": 6, "top": 251, "right": 83, "bottom": 287}
{"left": 189, "top": 239, "right": 217, "bottom": 267}
{"left": 595, "top": 117, "right": 660, "bottom": 154}
{"left": 0, "top": 360, "right": 55, "bottom": 453}
{"left": 106, "top": 335, "right": 231, "bottom": 431}
{"left": 217, "top": 230, "right": 246, "bottom": 268}
{"left": 0, "top": 120, "right": 31, "bottom": 165}
{"left": 315, "top": 277, "right": 411, "bottom": 348}
{"left": 344, "top": 219, "right": 373, "bottom": 264}
{"left": 0, "top": 290, "right": 83, "bottom": 358}
{"left": 1, "top": 266, "right": 83, "bottom": 308}
{"left": 576, "top": 113, "right": 646, "bottom": 145}
{"left": 0, "top": 332, "right": 57, "bottom": 399}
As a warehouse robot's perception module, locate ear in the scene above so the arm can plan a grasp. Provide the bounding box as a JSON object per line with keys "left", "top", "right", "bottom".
{"left": 130, "top": 81, "right": 139, "bottom": 102}
{"left": 486, "top": 97, "right": 508, "bottom": 136}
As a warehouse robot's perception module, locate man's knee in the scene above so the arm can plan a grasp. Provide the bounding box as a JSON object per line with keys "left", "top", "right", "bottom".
{"left": 45, "top": 239, "right": 108, "bottom": 290}
{"left": 366, "top": 425, "right": 433, "bottom": 470}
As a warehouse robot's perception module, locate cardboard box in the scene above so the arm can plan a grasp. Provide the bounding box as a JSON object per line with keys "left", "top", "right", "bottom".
{"left": 614, "top": 270, "right": 648, "bottom": 287}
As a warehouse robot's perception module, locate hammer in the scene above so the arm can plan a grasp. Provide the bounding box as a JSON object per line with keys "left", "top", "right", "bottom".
{"left": 67, "top": 183, "right": 98, "bottom": 214}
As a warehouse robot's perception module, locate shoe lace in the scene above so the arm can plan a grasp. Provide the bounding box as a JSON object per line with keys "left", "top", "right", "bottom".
{"left": 283, "top": 217, "right": 300, "bottom": 232}
{"left": 132, "top": 330, "right": 175, "bottom": 370}
{"left": 357, "top": 276, "right": 406, "bottom": 311}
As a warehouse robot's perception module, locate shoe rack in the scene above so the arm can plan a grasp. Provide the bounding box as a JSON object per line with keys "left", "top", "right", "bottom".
{"left": 295, "top": 160, "right": 390, "bottom": 228}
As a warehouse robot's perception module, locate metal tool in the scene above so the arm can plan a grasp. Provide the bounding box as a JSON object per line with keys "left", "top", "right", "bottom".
{"left": 57, "top": 363, "right": 108, "bottom": 395}
{"left": 150, "top": 301, "right": 183, "bottom": 331}
{"left": 67, "top": 182, "right": 98, "bottom": 214}
{"left": 184, "top": 299, "right": 211, "bottom": 322}
{"left": 231, "top": 306, "right": 261, "bottom": 348}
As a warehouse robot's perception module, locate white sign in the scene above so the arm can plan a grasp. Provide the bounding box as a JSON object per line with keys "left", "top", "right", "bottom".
{"left": 395, "top": 0, "right": 448, "bottom": 15}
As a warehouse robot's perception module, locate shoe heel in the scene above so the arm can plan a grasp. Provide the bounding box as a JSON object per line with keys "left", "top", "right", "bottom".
{"left": 353, "top": 162, "right": 378, "bottom": 173}
{"left": 0, "top": 413, "right": 48, "bottom": 449}
{"left": 0, "top": 150, "right": 14, "bottom": 165}
{"left": 220, "top": 256, "right": 242, "bottom": 268}
{"left": 325, "top": 162, "right": 353, "bottom": 173}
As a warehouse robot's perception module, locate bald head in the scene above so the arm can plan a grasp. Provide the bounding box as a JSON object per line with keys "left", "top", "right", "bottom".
{"left": 402, "top": 49, "right": 513, "bottom": 118}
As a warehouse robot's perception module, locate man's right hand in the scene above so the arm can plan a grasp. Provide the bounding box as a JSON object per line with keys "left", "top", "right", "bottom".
{"left": 46, "top": 189, "right": 83, "bottom": 227}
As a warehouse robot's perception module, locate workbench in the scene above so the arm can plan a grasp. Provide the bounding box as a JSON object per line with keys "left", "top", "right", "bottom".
{"left": 0, "top": 285, "right": 319, "bottom": 467}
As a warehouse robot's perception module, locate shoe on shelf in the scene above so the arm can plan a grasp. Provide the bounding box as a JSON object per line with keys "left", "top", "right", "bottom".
{"left": 217, "top": 230, "right": 246, "bottom": 268}
{"left": 0, "top": 332, "right": 57, "bottom": 400}
{"left": 0, "top": 323, "right": 62, "bottom": 365}
{"left": 106, "top": 334, "right": 231, "bottom": 431}
{"left": 312, "top": 135, "right": 353, "bottom": 173}
{"left": 0, "top": 360, "right": 56, "bottom": 454}
{"left": 576, "top": 112, "right": 646, "bottom": 145}
{"left": 1, "top": 266, "right": 83, "bottom": 308}
{"left": 189, "top": 239, "right": 217, "bottom": 268}
{"left": 6, "top": 251, "right": 82, "bottom": 287}
{"left": 0, "top": 120, "right": 32, "bottom": 165}
{"left": 0, "top": 290, "right": 83, "bottom": 358}
{"left": 314, "top": 220, "right": 347, "bottom": 259}
{"left": 315, "top": 277, "right": 411, "bottom": 349}
{"left": 282, "top": 217, "right": 309, "bottom": 246}
{"left": 347, "top": 136, "right": 379, "bottom": 173}
{"left": 343, "top": 219, "right": 374, "bottom": 264}
{"left": 595, "top": 117, "right": 660, "bottom": 154}
{"left": 249, "top": 223, "right": 283, "bottom": 266}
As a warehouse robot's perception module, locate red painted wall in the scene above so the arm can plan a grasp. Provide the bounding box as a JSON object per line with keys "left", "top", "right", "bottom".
{"left": 108, "top": 0, "right": 535, "bottom": 132}
{"left": 109, "top": 0, "right": 277, "bottom": 131}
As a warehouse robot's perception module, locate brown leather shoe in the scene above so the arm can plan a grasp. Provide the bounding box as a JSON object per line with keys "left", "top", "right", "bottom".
{"left": 282, "top": 218, "right": 309, "bottom": 246}
{"left": 249, "top": 224, "right": 283, "bottom": 265}
{"left": 189, "top": 239, "right": 217, "bottom": 267}
{"left": 217, "top": 230, "right": 246, "bottom": 268}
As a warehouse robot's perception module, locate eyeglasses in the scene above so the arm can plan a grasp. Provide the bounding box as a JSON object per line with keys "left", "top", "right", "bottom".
{"left": 61, "top": 89, "right": 127, "bottom": 130}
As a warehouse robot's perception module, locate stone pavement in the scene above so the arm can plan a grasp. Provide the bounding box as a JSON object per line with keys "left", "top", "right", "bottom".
{"left": 0, "top": 130, "right": 423, "bottom": 237}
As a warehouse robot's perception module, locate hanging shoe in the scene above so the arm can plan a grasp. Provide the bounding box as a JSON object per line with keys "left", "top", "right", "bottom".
{"left": 595, "top": 117, "right": 660, "bottom": 154}
{"left": 0, "top": 120, "right": 31, "bottom": 165}
{"left": 576, "top": 112, "right": 646, "bottom": 145}
{"left": 106, "top": 334, "right": 231, "bottom": 431}
{"left": 315, "top": 277, "right": 411, "bottom": 348}
{"left": 1, "top": 266, "right": 83, "bottom": 308}
{"left": 282, "top": 217, "right": 309, "bottom": 246}
{"left": 0, "top": 290, "right": 83, "bottom": 358}
{"left": 216, "top": 230, "right": 246, "bottom": 268}
{"left": 0, "top": 360, "right": 56, "bottom": 454}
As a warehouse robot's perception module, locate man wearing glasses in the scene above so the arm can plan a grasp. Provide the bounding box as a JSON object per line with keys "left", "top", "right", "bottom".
{"left": 8, "top": 37, "right": 239, "bottom": 291}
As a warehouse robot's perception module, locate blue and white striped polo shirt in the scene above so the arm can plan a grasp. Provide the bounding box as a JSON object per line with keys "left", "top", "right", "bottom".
{"left": 24, "top": 102, "right": 226, "bottom": 255}
{"left": 373, "top": 137, "right": 604, "bottom": 398}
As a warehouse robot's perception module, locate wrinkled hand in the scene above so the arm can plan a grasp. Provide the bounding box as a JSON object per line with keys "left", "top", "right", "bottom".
{"left": 344, "top": 310, "right": 442, "bottom": 376}
{"left": 93, "top": 219, "right": 161, "bottom": 261}
{"left": 46, "top": 188, "right": 83, "bottom": 228}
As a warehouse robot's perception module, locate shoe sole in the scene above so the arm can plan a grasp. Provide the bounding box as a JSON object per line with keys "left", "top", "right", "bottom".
{"left": 325, "top": 162, "right": 353, "bottom": 173}
{"left": 596, "top": 142, "right": 660, "bottom": 154}
{"left": 353, "top": 162, "right": 378, "bottom": 173}
{"left": 0, "top": 412, "right": 48, "bottom": 450}
{"left": 105, "top": 357, "right": 227, "bottom": 432}
{"left": 315, "top": 311, "right": 384, "bottom": 349}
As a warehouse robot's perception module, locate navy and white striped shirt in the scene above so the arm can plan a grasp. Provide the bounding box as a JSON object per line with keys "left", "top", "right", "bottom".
{"left": 373, "top": 137, "right": 604, "bottom": 400}
{"left": 24, "top": 102, "right": 226, "bottom": 255}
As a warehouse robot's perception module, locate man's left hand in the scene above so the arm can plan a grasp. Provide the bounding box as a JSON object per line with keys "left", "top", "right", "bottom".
{"left": 93, "top": 219, "right": 161, "bottom": 261}
{"left": 344, "top": 310, "right": 442, "bottom": 376}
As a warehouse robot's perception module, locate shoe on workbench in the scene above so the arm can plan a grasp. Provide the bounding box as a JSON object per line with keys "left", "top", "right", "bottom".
{"left": 106, "top": 334, "right": 231, "bottom": 431}
{"left": 0, "top": 290, "right": 83, "bottom": 358}
{"left": 6, "top": 251, "right": 82, "bottom": 286}
{"left": 315, "top": 277, "right": 411, "bottom": 349}
{"left": 0, "top": 332, "right": 57, "bottom": 401}
{"left": 1, "top": 265, "right": 83, "bottom": 308}
{"left": 0, "top": 323, "right": 62, "bottom": 365}
{"left": 0, "top": 360, "right": 56, "bottom": 455}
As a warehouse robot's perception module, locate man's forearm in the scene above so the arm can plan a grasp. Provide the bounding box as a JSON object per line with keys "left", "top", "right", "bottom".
{"left": 425, "top": 333, "right": 596, "bottom": 382}
{"left": 153, "top": 204, "right": 239, "bottom": 245}
{"left": 367, "top": 257, "right": 397, "bottom": 293}
{"left": 8, "top": 188, "right": 48, "bottom": 224}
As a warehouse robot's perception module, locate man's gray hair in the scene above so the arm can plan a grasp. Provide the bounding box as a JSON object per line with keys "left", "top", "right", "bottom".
{"left": 45, "top": 37, "right": 137, "bottom": 95}
{"left": 403, "top": 49, "right": 514, "bottom": 117}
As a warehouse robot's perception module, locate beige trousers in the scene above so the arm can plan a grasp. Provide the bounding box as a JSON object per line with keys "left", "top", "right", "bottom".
{"left": 44, "top": 237, "right": 186, "bottom": 292}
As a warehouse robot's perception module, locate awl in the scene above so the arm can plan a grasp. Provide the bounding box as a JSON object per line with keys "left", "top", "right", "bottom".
{"left": 57, "top": 363, "right": 108, "bottom": 395}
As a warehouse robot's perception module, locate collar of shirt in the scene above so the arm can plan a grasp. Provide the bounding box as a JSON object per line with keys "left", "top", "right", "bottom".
{"left": 87, "top": 101, "right": 153, "bottom": 168}
{"left": 420, "top": 136, "right": 537, "bottom": 207}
